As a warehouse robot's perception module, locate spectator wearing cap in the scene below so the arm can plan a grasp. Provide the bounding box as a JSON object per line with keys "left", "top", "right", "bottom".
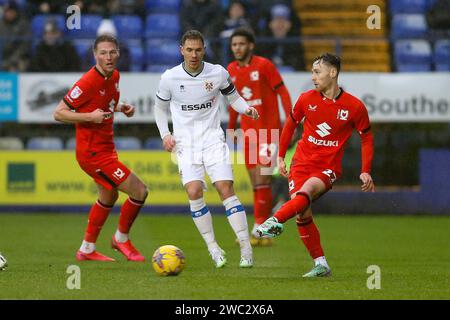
{"left": 256, "top": 3, "right": 304, "bottom": 71}
{"left": 82, "top": 19, "right": 131, "bottom": 71}
{"left": 0, "top": 0, "right": 31, "bottom": 71}
{"left": 29, "top": 19, "right": 81, "bottom": 72}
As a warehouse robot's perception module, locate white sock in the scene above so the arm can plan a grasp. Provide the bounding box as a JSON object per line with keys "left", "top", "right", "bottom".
{"left": 115, "top": 230, "right": 128, "bottom": 243}
{"left": 80, "top": 240, "right": 95, "bottom": 254}
{"left": 223, "top": 195, "right": 252, "bottom": 258}
{"left": 190, "top": 198, "right": 219, "bottom": 252}
{"left": 314, "top": 256, "right": 330, "bottom": 269}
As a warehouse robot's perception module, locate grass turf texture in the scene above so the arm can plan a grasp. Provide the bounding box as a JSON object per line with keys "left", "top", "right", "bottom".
{"left": 0, "top": 213, "right": 449, "bottom": 299}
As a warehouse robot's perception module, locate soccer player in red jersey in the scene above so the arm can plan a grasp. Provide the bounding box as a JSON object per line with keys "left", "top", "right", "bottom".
{"left": 257, "top": 53, "right": 375, "bottom": 277}
{"left": 227, "top": 28, "right": 293, "bottom": 246}
{"left": 54, "top": 35, "right": 148, "bottom": 262}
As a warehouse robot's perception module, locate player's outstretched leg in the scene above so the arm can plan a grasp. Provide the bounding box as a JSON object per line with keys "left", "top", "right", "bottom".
{"left": 190, "top": 198, "right": 227, "bottom": 268}
{"left": 77, "top": 200, "right": 115, "bottom": 261}
{"left": 223, "top": 195, "right": 253, "bottom": 267}
{"left": 112, "top": 197, "right": 146, "bottom": 262}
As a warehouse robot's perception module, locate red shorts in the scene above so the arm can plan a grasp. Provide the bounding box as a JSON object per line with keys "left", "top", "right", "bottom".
{"left": 78, "top": 158, "right": 131, "bottom": 190}
{"left": 287, "top": 165, "right": 340, "bottom": 197}
{"left": 243, "top": 136, "right": 278, "bottom": 170}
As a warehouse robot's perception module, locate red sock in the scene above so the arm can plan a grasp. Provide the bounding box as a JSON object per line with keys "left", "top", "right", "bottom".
{"left": 296, "top": 216, "right": 324, "bottom": 259}
{"left": 254, "top": 184, "right": 273, "bottom": 225}
{"left": 274, "top": 192, "right": 310, "bottom": 223}
{"left": 118, "top": 198, "right": 144, "bottom": 234}
{"left": 84, "top": 200, "right": 113, "bottom": 243}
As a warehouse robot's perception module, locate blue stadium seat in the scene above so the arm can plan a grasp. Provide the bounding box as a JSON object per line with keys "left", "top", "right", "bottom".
{"left": 112, "top": 15, "right": 143, "bottom": 39}
{"left": 391, "top": 14, "right": 428, "bottom": 39}
{"left": 434, "top": 39, "right": 450, "bottom": 71}
{"left": 72, "top": 39, "right": 92, "bottom": 59}
{"left": 145, "top": 13, "right": 180, "bottom": 39}
{"left": 66, "top": 14, "right": 102, "bottom": 39}
{"left": 389, "top": 0, "right": 428, "bottom": 14}
{"left": 126, "top": 39, "right": 144, "bottom": 71}
{"left": 114, "top": 137, "right": 142, "bottom": 150}
{"left": 144, "top": 137, "right": 163, "bottom": 150}
{"left": 31, "top": 14, "right": 66, "bottom": 37}
{"left": 27, "top": 137, "right": 64, "bottom": 150}
{"left": 395, "top": 40, "right": 432, "bottom": 72}
{"left": 65, "top": 137, "right": 76, "bottom": 150}
{"left": 146, "top": 64, "right": 172, "bottom": 72}
{"left": 146, "top": 39, "right": 181, "bottom": 65}
{"left": 145, "top": 0, "right": 181, "bottom": 12}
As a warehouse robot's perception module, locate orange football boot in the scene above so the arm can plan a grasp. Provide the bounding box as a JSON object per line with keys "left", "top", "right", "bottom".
{"left": 76, "top": 250, "right": 115, "bottom": 261}
{"left": 111, "top": 236, "right": 145, "bottom": 262}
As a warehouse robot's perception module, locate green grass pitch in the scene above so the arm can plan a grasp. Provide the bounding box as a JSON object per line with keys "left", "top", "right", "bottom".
{"left": 0, "top": 213, "right": 449, "bottom": 299}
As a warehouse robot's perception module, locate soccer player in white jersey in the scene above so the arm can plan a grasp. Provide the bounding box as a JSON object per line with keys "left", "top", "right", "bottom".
{"left": 154, "top": 30, "right": 259, "bottom": 268}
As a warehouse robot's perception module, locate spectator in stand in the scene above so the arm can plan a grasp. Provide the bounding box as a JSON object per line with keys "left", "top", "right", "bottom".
{"left": 0, "top": 1, "right": 31, "bottom": 72}
{"left": 256, "top": 3, "right": 304, "bottom": 71}
{"left": 86, "top": 19, "right": 131, "bottom": 72}
{"left": 29, "top": 19, "right": 82, "bottom": 72}
{"left": 220, "top": 1, "right": 252, "bottom": 39}
{"left": 26, "top": 1, "right": 65, "bottom": 15}
{"left": 180, "top": 0, "right": 224, "bottom": 63}
{"left": 426, "top": 0, "right": 450, "bottom": 30}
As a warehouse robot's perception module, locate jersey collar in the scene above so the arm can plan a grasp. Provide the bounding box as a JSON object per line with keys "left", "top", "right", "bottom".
{"left": 320, "top": 87, "right": 344, "bottom": 103}
{"left": 182, "top": 62, "right": 204, "bottom": 77}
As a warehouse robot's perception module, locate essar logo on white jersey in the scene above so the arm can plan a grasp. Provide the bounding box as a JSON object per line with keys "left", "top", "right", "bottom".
{"left": 241, "top": 86, "right": 253, "bottom": 100}
{"left": 316, "top": 122, "right": 332, "bottom": 137}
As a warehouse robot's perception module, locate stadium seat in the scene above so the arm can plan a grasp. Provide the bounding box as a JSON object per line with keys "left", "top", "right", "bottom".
{"left": 146, "top": 39, "right": 181, "bottom": 65}
{"left": 66, "top": 137, "right": 76, "bottom": 150}
{"left": 144, "top": 137, "right": 163, "bottom": 150}
{"left": 31, "top": 14, "right": 66, "bottom": 37}
{"left": 389, "top": 0, "right": 428, "bottom": 14}
{"left": 72, "top": 39, "right": 93, "bottom": 59}
{"left": 146, "top": 64, "right": 172, "bottom": 73}
{"left": 112, "top": 15, "right": 143, "bottom": 39}
{"left": 0, "top": 137, "right": 24, "bottom": 150}
{"left": 114, "top": 137, "right": 142, "bottom": 150}
{"left": 145, "top": 13, "right": 180, "bottom": 39}
{"left": 145, "top": 0, "right": 181, "bottom": 12}
{"left": 66, "top": 14, "right": 102, "bottom": 39}
{"left": 27, "top": 137, "right": 64, "bottom": 150}
{"left": 395, "top": 40, "right": 432, "bottom": 71}
{"left": 391, "top": 14, "right": 428, "bottom": 39}
{"left": 434, "top": 39, "right": 450, "bottom": 71}
{"left": 126, "top": 39, "right": 144, "bottom": 72}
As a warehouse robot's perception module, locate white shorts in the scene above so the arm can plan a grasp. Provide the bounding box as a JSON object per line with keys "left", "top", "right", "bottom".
{"left": 175, "top": 141, "right": 234, "bottom": 188}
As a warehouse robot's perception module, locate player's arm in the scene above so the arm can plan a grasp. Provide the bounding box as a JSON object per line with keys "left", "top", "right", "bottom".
{"left": 356, "top": 103, "right": 375, "bottom": 192}
{"left": 278, "top": 95, "right": 305, "bottom": 177}
{"left": 154, "top": 95, "right": 175, "bottom": 152}
{"left": 53, "top": 100, "right": 108, "bottom": 124}
{"left": 224, "top": 90, "right": 259, "bottom": 120}
{"left": 266, "top": 60, "right": 293, "bottom": 123}
{"left": 115, "top": 101, "right": 135, "bottom": 118}
{"left": 276, "top": 84, "right": 292, "bottom": 124}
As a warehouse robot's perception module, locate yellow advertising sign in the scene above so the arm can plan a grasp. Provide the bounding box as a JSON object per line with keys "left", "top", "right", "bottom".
{"left": 0, "top": 151, "right": 253, "bottom": 205}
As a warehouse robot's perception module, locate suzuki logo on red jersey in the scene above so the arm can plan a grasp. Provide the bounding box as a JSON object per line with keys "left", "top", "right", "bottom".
{"left": 316, "top": 122, "right": 331, "bottom": 137}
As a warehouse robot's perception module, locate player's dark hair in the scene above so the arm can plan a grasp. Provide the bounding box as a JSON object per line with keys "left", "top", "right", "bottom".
{"left": 94, "top": 34, "right": 119, "bottom": 51}
{"left": 181, "top": 30, "right": 205, "bottom": 46}
{"left": 313, "top": 53, "right": 341, "bottom": 74}
{"left": 230, "top": 27, "right": 256, "bottom": 44}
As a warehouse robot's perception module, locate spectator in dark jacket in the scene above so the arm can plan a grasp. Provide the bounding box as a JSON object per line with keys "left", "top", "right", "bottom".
{"left": 29, "top": 19, "right": 81, "bottom": 72}
{"left": 0, "top": 1, "right": 31, "bottom": 71}
{"left": 426, "top": 0, "right": 450, "bottom": 30}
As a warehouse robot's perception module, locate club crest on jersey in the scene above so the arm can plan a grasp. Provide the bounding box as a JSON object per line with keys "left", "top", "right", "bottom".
{"left": 250, "top": 71, "right": 259, "bottom": 81}
{"left": 70, "top": 86, "right": 83, "bottom": 99}
{"left": 337, "top": 109, "right": 349, "bottom": 121}
{"left": 205, "top": 81, "right": 214, "bottom": 92}
{"left": 180, "top": 85, "right": 185, "bottom": 92}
